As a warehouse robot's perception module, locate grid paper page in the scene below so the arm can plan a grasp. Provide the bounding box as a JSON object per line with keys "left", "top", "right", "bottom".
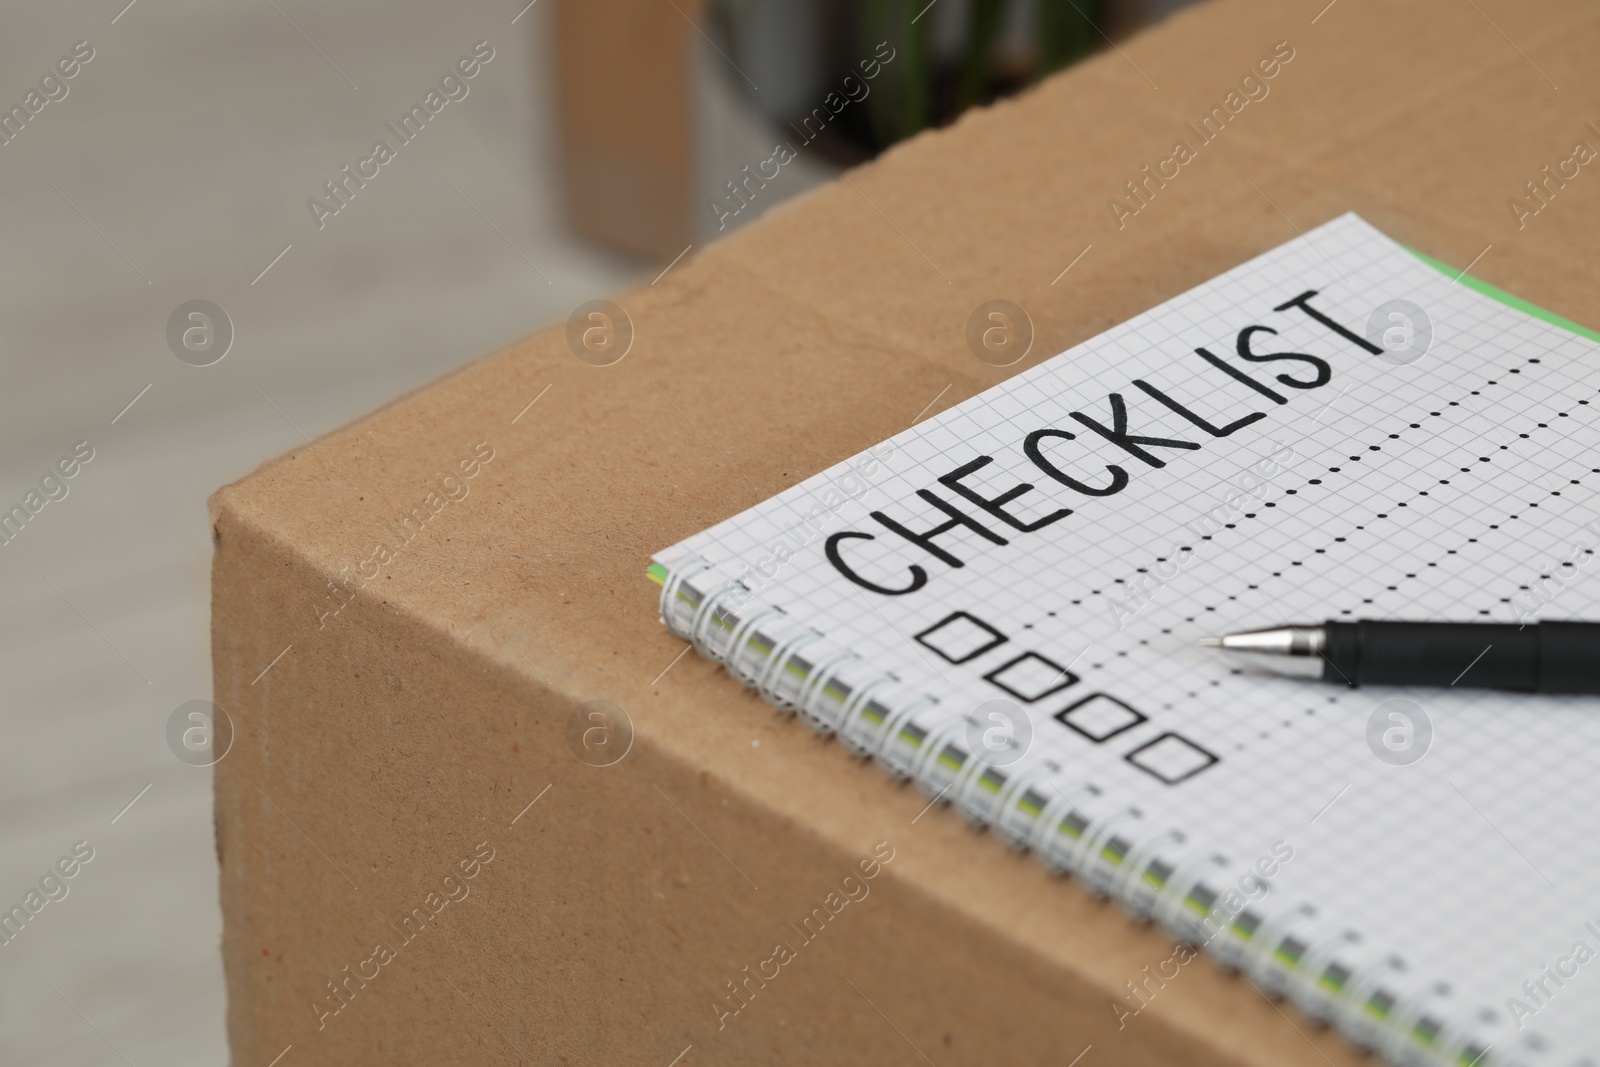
{"left": 654, "top": 214, "right": 1600, "bottom": 1065}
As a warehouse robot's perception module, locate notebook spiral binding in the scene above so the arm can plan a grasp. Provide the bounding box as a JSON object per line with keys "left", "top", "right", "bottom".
{"left": 659, "top": 554, "right": 1555, "bottom": 1067}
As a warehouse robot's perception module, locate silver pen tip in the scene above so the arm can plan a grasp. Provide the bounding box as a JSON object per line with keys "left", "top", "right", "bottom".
{"left": 1194, "top": 624, "right": 1327, "bottom": 678}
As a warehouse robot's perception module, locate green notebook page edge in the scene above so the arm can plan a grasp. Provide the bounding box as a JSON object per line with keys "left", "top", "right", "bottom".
{"left": 644, "top": 247, "right": 1599, "bottom": 592}
{"left": 1406, "top": 246, "right": 1600, "bottom": 343}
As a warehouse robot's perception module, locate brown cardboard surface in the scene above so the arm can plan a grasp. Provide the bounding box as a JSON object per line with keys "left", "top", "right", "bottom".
{"left": 212, "top": 1, "right": 1600, "bottom": 1063}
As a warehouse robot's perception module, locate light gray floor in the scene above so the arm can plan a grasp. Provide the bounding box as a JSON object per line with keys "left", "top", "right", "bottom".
{"left": 0, "top": 2, "right": 646, "bottom": 1064}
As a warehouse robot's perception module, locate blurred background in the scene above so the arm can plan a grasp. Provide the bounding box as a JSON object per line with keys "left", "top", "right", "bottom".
{"left": 0, "top": 0, "right": 1196, "bottom": 1062}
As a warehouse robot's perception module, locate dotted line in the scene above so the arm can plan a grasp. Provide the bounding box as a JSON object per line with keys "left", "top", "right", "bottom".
{"left": 1183, "top": 394, "right": 1595, "bottom": 623}
{"left": 1185, "top": 390, "right": 1593, "bottom": 748}
{"left": 1050, "top": 357, "right": 1573, "bottom": 626}
{"left": 1044, "top": 355, "right": 1596, "bottom": 748}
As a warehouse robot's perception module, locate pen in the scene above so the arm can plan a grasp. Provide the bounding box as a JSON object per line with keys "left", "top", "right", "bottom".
{"left": 1198, "top": 620, "right": 1600, "bottom": 694}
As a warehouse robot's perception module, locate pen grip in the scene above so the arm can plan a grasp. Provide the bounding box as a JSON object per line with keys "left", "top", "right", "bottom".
{"left": 1323, "top": 621, "right": 1600, "bottom": 693}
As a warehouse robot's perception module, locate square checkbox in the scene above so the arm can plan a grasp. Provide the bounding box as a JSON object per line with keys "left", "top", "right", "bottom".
{"left": 1054, "top": 693, "right": 1146, "bottom": 743}
{"left": 1125, "top": 732, "right": 1219, "bottom": 785}
{"left": 914, "top": 611, "right": 1007, "bottom": 665}
{"left": 982, "top": 651, "right": 1079, "bottom": 703}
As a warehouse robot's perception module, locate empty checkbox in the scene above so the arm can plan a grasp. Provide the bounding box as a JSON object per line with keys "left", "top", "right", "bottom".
{"left": 1054, "top": 693, "right": 1146, "bottom": 743}
{"left": 914, "top": 611, "right": 1008, "bottom": 665}
{"left": 982, "top": 651, "right": 1079, "bottom": 703}
{"left": 1125, "top": 732, "right": 1219, "bottom": 785}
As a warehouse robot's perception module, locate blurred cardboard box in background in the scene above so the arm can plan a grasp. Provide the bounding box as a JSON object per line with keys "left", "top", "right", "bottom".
{"left": 554, "top": 0, "right": 1201, "bottom": 261}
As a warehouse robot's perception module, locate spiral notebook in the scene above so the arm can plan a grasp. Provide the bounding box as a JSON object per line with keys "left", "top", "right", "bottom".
{"left": 649, "top": 214, "right": 1600, "bottom": 1067}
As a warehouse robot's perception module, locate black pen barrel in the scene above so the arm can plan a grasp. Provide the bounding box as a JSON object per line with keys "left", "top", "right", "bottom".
{"left": 1322, "top": 620, "right": 1600, "bottom": 693}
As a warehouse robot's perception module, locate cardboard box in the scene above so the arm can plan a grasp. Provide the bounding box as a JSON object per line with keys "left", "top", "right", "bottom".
{"left": 554, "top": 0, "right": 702, "bottom": 261}
{"left": 213, "top": 0, "right": 1600, "bottom": 1062}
